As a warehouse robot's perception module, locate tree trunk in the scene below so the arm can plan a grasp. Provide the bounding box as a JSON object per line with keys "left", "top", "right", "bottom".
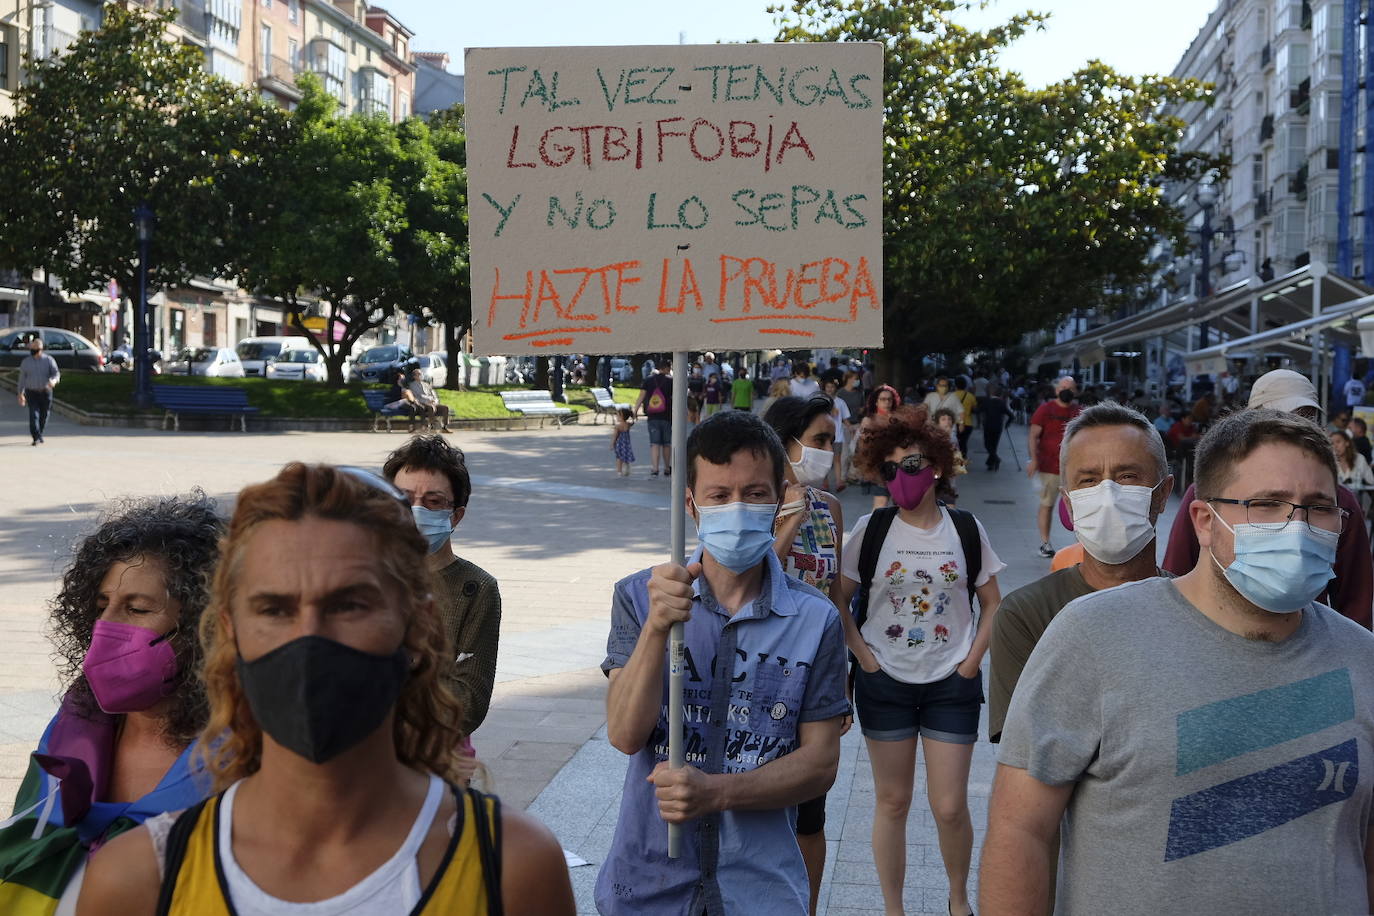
{"left": 444, "top": 323, "right": 466, "bottom": 389}
{"left": 533, "top": 356, "right": 549, "bottom": 390}
{"left": 585, "top": 354, "right": 601, "bottom": 389}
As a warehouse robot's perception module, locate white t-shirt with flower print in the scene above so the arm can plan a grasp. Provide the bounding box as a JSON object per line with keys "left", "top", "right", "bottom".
{"left": 842, "top": 508, "right": 1005, "bottom": 685}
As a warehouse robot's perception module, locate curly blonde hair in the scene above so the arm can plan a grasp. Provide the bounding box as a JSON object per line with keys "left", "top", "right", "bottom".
{"left": 197, "top": 463, "right": 466, "bottom": 790}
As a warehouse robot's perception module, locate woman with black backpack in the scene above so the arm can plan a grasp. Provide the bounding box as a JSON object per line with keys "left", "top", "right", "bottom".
{"left": 833, "top": 405, "right": 1005, "bottom": 916}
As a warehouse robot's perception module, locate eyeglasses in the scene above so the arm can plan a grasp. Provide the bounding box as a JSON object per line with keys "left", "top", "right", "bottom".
{"left": 399, "top": 489, "right": 456, "bottom": 512}
{"left": 1206, "top": 497, "right": 1349, "bottom": 534}
{"left": 336, "top": 465, "right": 410, "bottom": 511}
{"left": 879, "top": 455, "right": 927, "bottom": 482}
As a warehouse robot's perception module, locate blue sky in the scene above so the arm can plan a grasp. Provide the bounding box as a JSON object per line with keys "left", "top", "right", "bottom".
{"left": 383, "top": 0, "right": 1215, "bottom": 87}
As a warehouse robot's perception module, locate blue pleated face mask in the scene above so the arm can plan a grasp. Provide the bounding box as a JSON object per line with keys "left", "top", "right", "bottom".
{"left": 1212, "top": 515, "right": 1338, "bottom": 613}
{"left": 412, "top": 505, "right": 454, "bottom": 554}
{"left": 692, "top": 500, "right": 777, "bottom": 573}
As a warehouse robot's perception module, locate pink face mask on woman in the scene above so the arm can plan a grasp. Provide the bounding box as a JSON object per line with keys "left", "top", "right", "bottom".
{"left": 888, "top": 466, "right": 937, "bottom": 510}
{"left": 81, "top": 619, "right": 179, "bottom": 714}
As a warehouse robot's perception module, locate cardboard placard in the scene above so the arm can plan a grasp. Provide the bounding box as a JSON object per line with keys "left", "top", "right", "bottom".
{"left": 465, "top": 43, "right": 884, "bottom": 355}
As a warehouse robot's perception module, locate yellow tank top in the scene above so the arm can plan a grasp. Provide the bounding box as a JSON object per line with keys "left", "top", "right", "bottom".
{"left": 157, "top": 784, "right": 500, "bottom": 916}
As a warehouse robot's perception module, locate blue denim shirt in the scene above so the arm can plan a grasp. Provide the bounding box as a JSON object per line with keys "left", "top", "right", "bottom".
{"left": 595, "top": 549, "right": 849, "bottom": 916}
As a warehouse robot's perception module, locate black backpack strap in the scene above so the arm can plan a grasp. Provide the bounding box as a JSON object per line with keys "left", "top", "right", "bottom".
{"left": 944, "top": 506, "right": 983, "bottom": 608}
{"left": 154, "top": 799, "right": 211, "bottom": 916}
{"left": 853, "top": 506, "right": 899, "bottom": 631}
{"left": 468, "top": 788, "right": 504, "bottom": 916}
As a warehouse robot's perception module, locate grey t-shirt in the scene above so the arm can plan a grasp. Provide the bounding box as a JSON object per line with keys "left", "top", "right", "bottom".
{"left": 999, "top": 577, "right": 1374, "bottom": 915}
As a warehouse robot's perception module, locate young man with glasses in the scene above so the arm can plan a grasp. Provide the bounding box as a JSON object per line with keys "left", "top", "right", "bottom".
{"left": 983, "top": 409, "right": 1374, "bottom": 914}
{"left": 383, "top": 436, "right": 501, "bottom": 740}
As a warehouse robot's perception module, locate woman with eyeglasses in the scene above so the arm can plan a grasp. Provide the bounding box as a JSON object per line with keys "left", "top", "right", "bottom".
{"left": 0, "top": 494, "right": 223, "bottom": 916}
{"left": 77, "top": 463, "right": 573, "bottom": 916}
{"left": 860, "top": 385, "right": 902, "bottom": 510}
{"left": 761, "top": 394, "right": 848, "bottom": 915}
{"left": 833, "top": 405, "right": 1004, "bottom": 916}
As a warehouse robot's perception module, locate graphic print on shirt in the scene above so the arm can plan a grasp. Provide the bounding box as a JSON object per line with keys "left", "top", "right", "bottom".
{"left": 1164, "top": 668, "right": 1358, "bottom": 861}
{"left": 881, "top": 559, "right": 957, "bottom": 648}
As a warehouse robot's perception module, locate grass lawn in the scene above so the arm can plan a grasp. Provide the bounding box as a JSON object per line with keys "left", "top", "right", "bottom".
{"left": 4, "top": 371, "right": 597, "bottom": 421}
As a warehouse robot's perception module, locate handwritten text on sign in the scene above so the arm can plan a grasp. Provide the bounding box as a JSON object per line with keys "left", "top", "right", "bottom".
{"left": 466, "top": 44, "right": 884, "bottom": 355}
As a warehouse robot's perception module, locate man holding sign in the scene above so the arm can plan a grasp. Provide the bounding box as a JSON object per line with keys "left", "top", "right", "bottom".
{"left": 598, "top": 411, "right": 849, "bottom": 915}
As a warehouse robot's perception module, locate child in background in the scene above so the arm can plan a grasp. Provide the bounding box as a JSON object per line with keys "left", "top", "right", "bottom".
{"left": 612, "top": 407, "right": 636, "bottom": 476}
{"left": 933, "top": 407, "right": 965, "bottom": 505}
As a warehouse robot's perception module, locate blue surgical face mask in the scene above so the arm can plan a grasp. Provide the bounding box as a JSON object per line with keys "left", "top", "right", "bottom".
{"left": 1212, "top": 515, "right": 1338, "bottom": 613}
{"left": 692, "top": 499, "right": 777, "bottom": 573}
{"left": 412, "top": 505, "right": 454, "bottom": 554}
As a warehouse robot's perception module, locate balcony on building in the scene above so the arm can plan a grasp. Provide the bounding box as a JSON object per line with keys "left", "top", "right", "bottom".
{"left": 257, "top": 54, "right": 303, "bottom": 102}
{"left": 1261, "top": 42, "right": 1272, "bottom": 68}
{"left": 1301, "top": 0, "right": 1312, "bottom": 30}
{"left": 1260, "top": 113, "right": 1275, "bottom": 141}
{"left": 1290, "top": 163, "right": 1309, "bottom": 199}
{"left": 1289, "top": 78, "right": 1310, "bottom": 113}
{"left": 1256, "top": 189, "right": 1271, "bottom": 219}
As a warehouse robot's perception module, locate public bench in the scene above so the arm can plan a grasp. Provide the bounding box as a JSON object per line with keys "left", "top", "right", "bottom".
{"left": 152, "top": 384, "right": 259, "bottom": 432}
{"left": 362, "top": 388, "right": 417, "bottom": 432}
{"left": 589, "top": 386, "right": 630, "bottom": 423}
{"left": 500, "top": 390, "right": 574, "bottom": 428}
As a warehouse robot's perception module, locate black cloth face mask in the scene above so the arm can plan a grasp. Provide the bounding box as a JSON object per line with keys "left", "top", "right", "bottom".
{"left": 236, "top": 635, "right": 409, "bottom": 764}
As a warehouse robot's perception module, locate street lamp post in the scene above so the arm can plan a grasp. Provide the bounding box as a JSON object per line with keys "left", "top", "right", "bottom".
{"left": 1194, "top": 182, "right": 1218, "bottom": 350}
{"left": 133, "top": 203, "right": 155, "bottom": 409}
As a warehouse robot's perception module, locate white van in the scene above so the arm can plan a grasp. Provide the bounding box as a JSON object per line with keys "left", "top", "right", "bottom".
{"left": 235, "top": 336, "right": 313, "bottom": 377}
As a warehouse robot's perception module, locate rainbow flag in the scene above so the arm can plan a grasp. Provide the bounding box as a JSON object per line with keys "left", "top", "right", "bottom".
{"left": 0, "top": 696, "right": 209, "bottom": 914}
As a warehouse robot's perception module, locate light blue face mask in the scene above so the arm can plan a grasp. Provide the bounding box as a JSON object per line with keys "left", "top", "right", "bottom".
{"left": 412, "top": 505, "right": 454, "bottom": 554}
{"left": 693, "top": 500, "right": 777, "bottom": 573}
{"left": 1213, "top": 516, "right": 1338, "bottom": 613}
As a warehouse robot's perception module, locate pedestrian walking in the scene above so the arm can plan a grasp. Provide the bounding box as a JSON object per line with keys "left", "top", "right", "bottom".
{"left": 760, "top": 377, "right": 792, "bottom": 417}
{"left": 762, "top": 395, "right": 848, "bottom": 915}
{"left": 612, "top": 406, "right": 637, "bottom": 476}
{"left": 18, "top": 336, "right": 60, "bottom": 445}
{"left": 596, "top": 411, "right": 848, "bottom": 916}
{"left": 1162, "top": 369, "right": 1373, "bottom": 628}
{"left": 921, "top": 376, "right": 962, "bottom": 424}
{"left": 634, "top": 359, "right": 674, "bottom": 477}
{"left": 1027, "top": 376, "right": 1081, "bottom": 557}
{"left": 790, "top": 363, "right": 820, "bottom": 398}
{"left": 836, "top": 371, "right": 866, "bottom": 481}
{"left": 1351, "top": 416, "right": 1374, "bottom": 463}
{"left": 1344, "top": 373, "right": 1366, "bottom": 410}
{"left": 79, "top": 464, "right": 574, "bottom": 915}
{"left": 821, "top": 377, "right": 850, "bottom": 491}
{"left": 834, "top": 405, "right": 1005, "bottom": 916}
{"left": 730, "top": 363, "right": 754, "bottom": 412}
{"left": 860, "top": 384, "right": 902, "bottom": 510}
{"left": 982, "top": 409, "right": 1374, "bottom": 914}
{"left": 702, "top": 372, "right": 723, "bottom": 418}
{"left": 981, "top": 390, "right": 1012, "bottom": 471}
{"left": 383, "top": 437, "right": 502, "bottom": 742}
{"left": 0, "top": 494, "right": 223, "bottom": 913}
{"left": 953, "top": 377, "right": 977, "bottom": 457}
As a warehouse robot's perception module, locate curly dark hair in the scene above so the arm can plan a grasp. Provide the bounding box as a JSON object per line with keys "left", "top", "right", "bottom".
{"left": 383, "top": 434, "right": 472, "bottom": 508}
{"left": 50, "top": 492, "right": 224, "bottom": 747}
{"left": 853, "top": 405, "right": 957, "bottom": 482}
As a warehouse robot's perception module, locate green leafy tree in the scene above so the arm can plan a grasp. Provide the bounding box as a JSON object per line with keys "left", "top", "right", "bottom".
{"left": 0, "top": 6, "right": 290, "bottom": 321}
{"left": 773, "top": 0, "right": 1223, "bottom": 377}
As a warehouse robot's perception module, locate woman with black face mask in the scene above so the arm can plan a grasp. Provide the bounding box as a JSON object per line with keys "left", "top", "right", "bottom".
{"left": 77, "top": 464, "right": 574, "bottom": 916}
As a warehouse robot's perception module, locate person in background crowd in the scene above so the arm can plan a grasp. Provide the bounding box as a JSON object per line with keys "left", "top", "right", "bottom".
{"left": 862, "top": 362, "right": 876, "bottom": 392}
{"left": 837, "top": 372, "right": 867, "bottom": 481}
{"left": 981, "top": 389, "right": 1012, "bottom": 471}
{"left": 771, "top": 357, "right": 793, "bottom": 383}
{"left": 731, "top": 362, "right": 755, "bottom": 412}
{"left": 922, "top": 376, "right": 963, "bottom": 425}
{"left": 761, "top": 377, "right": 792, "bottom": 418}
{"left": 1167, "top": 412, "right": 1200, "bottom": 452}
{"left": 1163, "top": 368, "right": 1372, "bottom": 629}
{"left": 79, "top": 464, "right": 572, "bottom": 915}
{"left": 1350, "top": 416, "right": 1373, "bottom": 464}
{"left": 820, "top": 357, "right": 845, "bottom": 389}
{"left": 1153, "top": 402, "right": 1174, "bottom": 436}
{"left": 1027, "top": 376, "right": 1080, "bottom": 558}
{"left": 986, "top": 403, "right": 1172, "bottom": 905}
{"left": 700, "top": 351, "right": 721, "bottom": 382}
{"left": 861, "top": 385, "right": 902, "bottom": 510}
{"left": 836, "top": 405, "right": 1004, "bottom": 916}
{"left": 596, "top": 412, "right": 848, "bottom": 916}
{"left": 1332, "top": 429, "right": 1374, "bottom": 497}
{"left": 763, "top": 395, "right": 848, "bottom": 914}
{"left": 1330, "top": 410, "right": 1352, "bottom": 433}
{"left": 953, "top": 377, "right": 978, "bottom": 457}
{"left": 972, "top": 373, "right": 989, "bottom": 400}
{"left": 982, "top": 410, "right": 1374, "bottom": 914}
{"left": 0, "top": 495, "right": 223, "bottom": 914}
{"left": 635, "top": 359, "right": 674, "bottom": 478}
{"left": 1345, "top": 373, "right": 1366, "bottom": 411}
{"left": 407, "top": 367, "right": 452, "bottom": 433}
{"left": 641, "top": 356, "right": 655, "bottom": 382}
{"left": 688, "top": 363, "right": 706, "bottom": 425}
{"left": 1190, "top": 390, "right": 1216, "bottom": 428}
{"left": 18, "top": 335, "right": 61, "bottom": 446}
{"left": 384, "top": 438, "right": 501, "bottom": 748}
{"left": 611, "top": 406, "right": 636, "bottom": 477}
{"left": 1217, "top": 369, "right": 1240, "bottom": 406}
{"left": 790, "top": 363, "right": 820, "bottom": 399}
{"left": 385, "top": 369, "right": 421, "bottom": 433}
{"left": 821, "top": 377, "right": 850, "bottom": 492}
{"left": 703, "top": 372, "right": 724, "bottom": 418}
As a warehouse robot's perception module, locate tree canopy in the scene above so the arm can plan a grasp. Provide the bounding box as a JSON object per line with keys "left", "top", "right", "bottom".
{"left": 773, "top": 0, "right": 1221, "bottom": 363}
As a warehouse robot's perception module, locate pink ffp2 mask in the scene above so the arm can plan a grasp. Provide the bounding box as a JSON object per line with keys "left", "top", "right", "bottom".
{"left": 82, "top": 619, "right": 179, "bottom": 714}
{"left": 888, "top": 466, "right": 937, "bottom": 510}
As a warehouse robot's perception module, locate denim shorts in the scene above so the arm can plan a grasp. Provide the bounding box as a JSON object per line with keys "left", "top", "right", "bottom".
{"left": 647, "top": 417, "right": 671, "bottom": 445}
{"left": 853, "top": 666, "right": 983, "bottom": 744}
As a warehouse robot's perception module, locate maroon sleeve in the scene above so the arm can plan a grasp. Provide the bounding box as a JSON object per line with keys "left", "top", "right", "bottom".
{"left": 1029, "top": 402, "right": 1048, "bottom": 428}
{"left": 1161, "top": 482, "right": 1201, "bottom": 576}
{"left": 1329, "top": 486, "right": 1373, "bottom": 629}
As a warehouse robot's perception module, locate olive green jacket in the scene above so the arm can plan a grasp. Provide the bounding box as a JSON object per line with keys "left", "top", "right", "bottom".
{"left": 435, "top": 555, "right": 502, "bottom": 737}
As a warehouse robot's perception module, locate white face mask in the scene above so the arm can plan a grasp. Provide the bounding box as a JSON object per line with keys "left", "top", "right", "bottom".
{"left": 789, "top": 439, "right": 832, "bottom": 488}
{"left": 1066, "top": 479, "right": 1160, "bottom": 565}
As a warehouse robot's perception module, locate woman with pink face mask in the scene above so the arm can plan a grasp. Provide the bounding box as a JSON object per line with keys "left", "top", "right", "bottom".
{"left": 833, "top": 406, "right": 1005, "bottom": 916}
{"left": 0, "top": 494, "right": 223, "bottom": 915}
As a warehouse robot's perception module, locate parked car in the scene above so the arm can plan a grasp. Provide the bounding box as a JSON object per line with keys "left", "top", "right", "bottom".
{"left": 0, "top": 327, "right": 105, "bottom": 371}
{"left": 608, "top": 357, "right": 634, "bottom": 382}
{"left": 165, "top": 347, "right": 246, "bottom": 378}
{"left": 235, "top": 336, "right": 312, "bottom": 377}
{"left": 348, "top": 344, "right": 416, "bottom": 384}
{"left": 265, "top": 347, "right": 328, "bottom": 382}
{"left": 417, "top": 352, "right": 448, "bottom": 388}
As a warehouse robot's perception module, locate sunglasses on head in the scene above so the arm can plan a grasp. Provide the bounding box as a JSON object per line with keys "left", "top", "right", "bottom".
{"left": 879, "top": 455, "right": 927, "bottom": 482}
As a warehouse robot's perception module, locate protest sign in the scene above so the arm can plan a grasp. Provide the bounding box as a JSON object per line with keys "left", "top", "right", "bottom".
{"left": 465, "top": 43, "right": 884, "bottom": 355}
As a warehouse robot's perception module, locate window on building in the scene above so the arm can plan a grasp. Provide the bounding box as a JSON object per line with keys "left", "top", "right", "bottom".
{"left": 261, "top": 24, "right": 271, "bottom": 74}
{"left": 0, "top": 28, "right": 9, "bottom": 91}
{"left": 288, "top": 0, "right": 298, "bottom": 23}
{"left": 288, "top": 37, "right": 298, "bottom": 68}
{"left": 204, "top": 312, "right": 218, "bottom": 347}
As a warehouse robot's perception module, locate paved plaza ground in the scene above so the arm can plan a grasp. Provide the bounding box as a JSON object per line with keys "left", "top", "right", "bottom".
{"left": 0, "top": 399, "right": 1183, "bottom": 914}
